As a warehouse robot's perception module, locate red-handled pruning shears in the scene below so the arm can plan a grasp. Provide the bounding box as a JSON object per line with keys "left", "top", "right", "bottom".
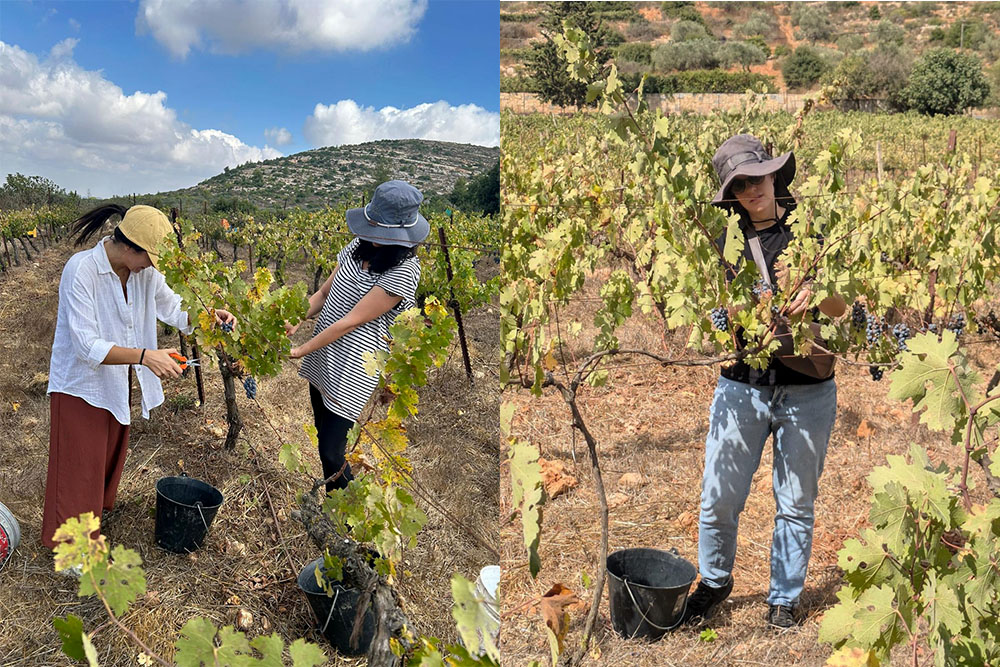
{"left": 169, "top": 353, "right": 201, "bottom": 370}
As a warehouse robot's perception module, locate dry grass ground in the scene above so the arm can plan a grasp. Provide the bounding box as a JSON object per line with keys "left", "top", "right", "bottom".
{"left": 0, "top": 239, "right": 498, "bottom": 665}
{"left": 500, "top": 272, "right": 999, "bottom": 667}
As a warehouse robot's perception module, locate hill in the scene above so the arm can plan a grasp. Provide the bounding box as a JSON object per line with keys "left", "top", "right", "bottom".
{"left": 150, "top": 139, "right": 499, "bottom": 212}
{"left": 501, "top": 1, "right": 1000, "bottom": 96}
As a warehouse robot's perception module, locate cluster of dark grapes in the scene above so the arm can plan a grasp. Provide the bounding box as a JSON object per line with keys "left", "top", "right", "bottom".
{"left": 946, "top": 313, "right": 966, "bottom": 337}
{"left": 220, "top": 321, "right": 234, "bottom": 333}
{"left": 869, "top": 365, "right": 884, "bottom": 382}
{"left": 927, "top": 323, "right": 939, "bottom": 334}
{"left": 751, "top": 279, "right": 776, "bottom": 298}
{"left": 880, "top": 251, "right": 890, "bottom": 263}
{"left": 851, "top": 302, "right": 866, "bottom": 330}
{"left": 243, "top": 376, "right": 257, "bottom": 400}
{"left": 865, "top": 314, "right": 883, "bottom": 346}
{"left": 891, "top": 323, "right": 911, "bottom": 352}
{"left": 710, "top": 306, "right": 729, "bottom": 332}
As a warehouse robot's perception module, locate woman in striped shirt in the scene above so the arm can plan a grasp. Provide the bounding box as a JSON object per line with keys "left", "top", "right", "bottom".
{"left": 288, "top": 181, "right": 428, "bottom": 493}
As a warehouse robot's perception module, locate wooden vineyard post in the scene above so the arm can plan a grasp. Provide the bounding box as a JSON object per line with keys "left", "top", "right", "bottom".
{"left": 876, "top": 141, "right": 884, "bottom": 184}
{"left": 170, "top": 208, "right": 205, "bottom": 406}
{"left": 947, "top": 129, "right": 957, "bottom": 155}
{"left": 438, "top": 221, "right": 474, "bottom": 383}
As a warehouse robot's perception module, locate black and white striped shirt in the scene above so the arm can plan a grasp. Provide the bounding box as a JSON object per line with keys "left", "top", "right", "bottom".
{"left": 298, "top": 238, "right": 420, "bottom": 421}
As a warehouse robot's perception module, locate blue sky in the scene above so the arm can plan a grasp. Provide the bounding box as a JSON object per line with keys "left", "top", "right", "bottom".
{"left": 1, "top": 0, "right": 499, "bottom": 197}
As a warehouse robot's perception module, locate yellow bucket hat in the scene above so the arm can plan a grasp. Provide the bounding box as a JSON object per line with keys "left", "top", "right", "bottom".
{"left": 117, "top": 205, "right": 174, "bottom": 270}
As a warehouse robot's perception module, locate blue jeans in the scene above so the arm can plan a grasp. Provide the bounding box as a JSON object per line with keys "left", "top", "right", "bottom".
{"left": 698, "top": 375, "right": 837, "bottom": 607}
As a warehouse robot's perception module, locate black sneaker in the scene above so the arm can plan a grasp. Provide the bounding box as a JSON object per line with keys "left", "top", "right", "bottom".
{"left": 681, "top": 576, "right": 733, "bottom": 624}
{"left": 767, "top": 604, "right": 797, "bottom": 629}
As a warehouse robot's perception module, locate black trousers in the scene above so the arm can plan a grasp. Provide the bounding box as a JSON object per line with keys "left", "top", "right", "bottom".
{"left": 309, "top": 385, "right": 355, "bottom": 493}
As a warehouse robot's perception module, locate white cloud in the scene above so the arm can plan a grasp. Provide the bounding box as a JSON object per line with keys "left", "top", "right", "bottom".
{"left": 0, "top": 40, "right": 281, "bottom": 197}
{"left": 265, "top": 127, "right": 293, "bottom": 146}
{"left": 49, "top": 38, "right": 79, "bottom": 60}
{"left": 303, "top": 100, "right": 500, "bottom": 148}
{"left": 137, "top": 0, "right": 428, "bottom": 58}
{"left": 68, "top": 18, "right": 81, "bottom": 33}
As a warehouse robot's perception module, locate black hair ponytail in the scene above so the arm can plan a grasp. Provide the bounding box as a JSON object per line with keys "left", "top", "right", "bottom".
{"left": 71, "top": 204, "right": 127, "bottom": 247}
{"left": 351, "top": 239, "right": 416, "bottom": 274}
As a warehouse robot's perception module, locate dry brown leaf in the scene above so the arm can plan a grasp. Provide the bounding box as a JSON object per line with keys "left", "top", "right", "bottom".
{"left": 542, "top": 351, "right": 559, "bottom": 372}
{"left": 619, "top": 472, "right": 643, "bottom": 487}
{"left": 856, "top": 419, "right": 875, "bottom": 439}
{"left": 538, "top": 583, "right": 584, "bottom": 655}
{"left": 607, "top": 492, "right": 629, "bottom": 509}
{"left": 889, "top": 407, "right": 909, "bottom": 423}
{"left": 225, "top": 594, "right": 241, "bottom": 605}
{"left": 676, "top": 511, "right": 696, "bottom": 528}
{"left": 235, "top": 608, "right": 253, "bottom": 630}
{"left": 538, "top": 458, "right": 578, "bottom": 499}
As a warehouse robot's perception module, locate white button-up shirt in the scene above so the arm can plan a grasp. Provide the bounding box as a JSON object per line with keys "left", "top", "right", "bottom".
{"left": 47, "top": 237, "right": 193, "bottom": 425}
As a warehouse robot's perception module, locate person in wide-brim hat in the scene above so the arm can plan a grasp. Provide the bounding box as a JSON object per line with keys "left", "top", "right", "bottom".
{"left": 288, "top": 179, "right": 427, "bottom": 494}
{"left": 345, "top": 180, "right": 430, "bottom": 248}
{"left": 680, "top": 132, "right": 842, "bottom": 630}
{"left": 710, "top": 134, "right": 796, "bottom": 209}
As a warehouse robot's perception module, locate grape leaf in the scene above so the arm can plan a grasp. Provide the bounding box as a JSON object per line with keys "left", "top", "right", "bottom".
{"left": 249, "top": 633, "right": 284, "bottom": 667}
{"left": 852, "top": 585, "right": 899, "bottom": 647}
{"left": 79, "top": 545, "right": 146, "bottom": 616}
{"left": 52, "top": 512, "right": 105, "bottom": 573}
{"left": 510, "top": 439, "right": 544, "bottom": 578}
{"left": 288, "top": 639, "right": 327, "bottom": 667}
{"left": 174, "top": 617, "right": 220, "bottom": 666}
{"left": 838, "top": 529, "right": 893, "bottom": 590}
{"left": 451, "top": 574, "right": 499, "bottom": 661}
{"left": 825, "top": 646, "right": 880, "bottom": 666}
{"left": 888, "top": 331, "right": 979, "bottom": 432}
{"left": 925, "top": 570, "right": 964, "bottom": 638}
{"left": 53, "top": 614, "right": 87, "bottom": 661}
{"left": 818, "top": 586, "right": 859, "bottom": 646}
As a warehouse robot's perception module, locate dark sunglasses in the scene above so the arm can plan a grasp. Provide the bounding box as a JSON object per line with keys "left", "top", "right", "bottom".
{"left": 730, "top": 174, "right": 766, "bottom": 194}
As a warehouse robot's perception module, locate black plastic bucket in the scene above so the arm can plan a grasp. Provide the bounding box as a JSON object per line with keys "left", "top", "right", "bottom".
{"left": 155, "top": 473, "right": 223, "bottom": 553}
{"left": 298, "top": 557, "right": 376, "bottom": 656}
{"left": 606, "top": 547, "right": 697, "bottom": 640}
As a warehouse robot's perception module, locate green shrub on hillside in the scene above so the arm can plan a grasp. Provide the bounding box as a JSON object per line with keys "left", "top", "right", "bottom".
{"left": 827, "top": 46, "right": 912, "bottom": 109}
{"left": 791, "top": 4, "right": 832, "bottom": 41}
{"left": 661, "top": 2, "right": 707, "bottom": 26}
{"left": 874, "top": 20, "right": 905, "bottom": 48}
{"left": 940, "top": 19, "right": 990, "bottom": 51}
{"left": 718, "top": 41, "right": 768, "bottom": 72}
{"left": 670, "top": 19, "right": 710, "bottom": 42}
{"left": 735, "top": 10, "right": 777, "bottom": 40}
{"left": 901, "top": 48, "right": 990, "bottom": 114}
{"left": 616, "top": 42, "right": 654, "bottom": 65}
{"left": 621, "top": 70, "right": 777, "bottom": 94}
{"left": 653, "top": 39, "right": 720, "bottom": 71}
{"left": 782, "top": 46, "right": 831, "bottom": 89}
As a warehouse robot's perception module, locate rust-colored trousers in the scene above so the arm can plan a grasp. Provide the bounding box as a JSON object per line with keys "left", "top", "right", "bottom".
{"left": 41, "top": 392, "right": 130, "bottom": 548}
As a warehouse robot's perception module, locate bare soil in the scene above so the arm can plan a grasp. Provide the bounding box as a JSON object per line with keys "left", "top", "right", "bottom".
{"left": 0, "top": 238, "right": 499, "bottom": 665}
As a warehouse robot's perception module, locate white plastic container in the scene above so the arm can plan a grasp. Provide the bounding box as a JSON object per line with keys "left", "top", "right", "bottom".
{"left": 474, "top": 565, "right": 500, "bottom": 649}
{"left": 0, "top": 500, "right": 20, "bottom": 570}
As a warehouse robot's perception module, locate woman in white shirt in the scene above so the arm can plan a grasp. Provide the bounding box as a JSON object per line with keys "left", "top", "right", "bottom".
{"left": 42, "top": 204, "right": 234, "bottom": 550}
{"left": 287, "top": 181, "right": 427, "bottom": 494}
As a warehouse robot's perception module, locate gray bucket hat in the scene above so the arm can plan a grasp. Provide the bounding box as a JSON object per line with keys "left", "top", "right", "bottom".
{"left": 346, "top": 180, "right": 430, "bottom": 248}
{"left": 711, "top": 134, "right": 795, "bottom": 206}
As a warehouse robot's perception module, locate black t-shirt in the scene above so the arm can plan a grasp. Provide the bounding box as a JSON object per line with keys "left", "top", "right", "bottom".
{"left": 713, "top": 207, "right": 831, "bottom": 386}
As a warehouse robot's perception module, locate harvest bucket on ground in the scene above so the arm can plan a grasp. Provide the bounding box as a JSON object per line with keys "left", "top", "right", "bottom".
{"left": 155, "top": 473, "right": 223, "bottom": 553}
{"left": 606, "top": 547, "right": 697, "bottom": 640}
{"left": 298, "top": 557, "right": 375, "bottom": 656}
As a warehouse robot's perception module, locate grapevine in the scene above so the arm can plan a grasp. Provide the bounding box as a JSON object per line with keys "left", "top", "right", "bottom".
{"left": 502, "top": 25, "right": 1000, "bottom": 664}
